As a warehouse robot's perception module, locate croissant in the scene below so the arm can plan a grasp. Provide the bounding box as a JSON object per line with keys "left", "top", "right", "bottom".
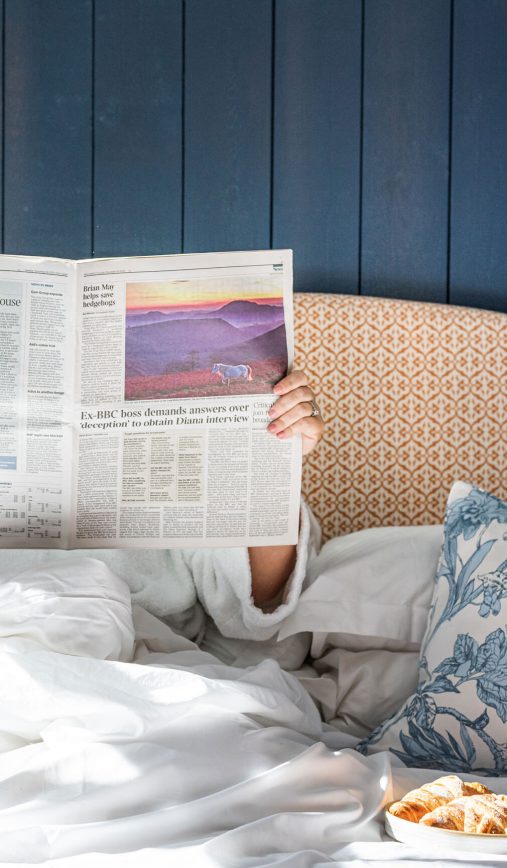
{"left": 464, "top": 794, "right": 507, "bottom": 835}
{"left": 419, "top": 796, "right": 470, "bottom": 830}
{"left": 389, "top": 775, "right": 492, "bottom": 823}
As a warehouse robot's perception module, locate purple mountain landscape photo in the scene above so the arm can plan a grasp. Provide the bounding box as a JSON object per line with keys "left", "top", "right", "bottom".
{"left": 124, "top": 299, "right": 288, "bottom": 401}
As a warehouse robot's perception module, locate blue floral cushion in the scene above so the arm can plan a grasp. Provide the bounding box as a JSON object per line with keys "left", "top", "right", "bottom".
{"left": 357, "top": 481, "right": 507, "bottom": 774}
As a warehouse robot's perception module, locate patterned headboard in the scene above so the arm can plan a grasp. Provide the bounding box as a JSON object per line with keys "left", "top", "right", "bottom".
{"left": 293, "top": 293, "right": 507, "bottom": 543}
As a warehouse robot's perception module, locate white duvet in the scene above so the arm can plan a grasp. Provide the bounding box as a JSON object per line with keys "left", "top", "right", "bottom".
{"left": 2, "top": 558, "right": 507, "bottom": 867}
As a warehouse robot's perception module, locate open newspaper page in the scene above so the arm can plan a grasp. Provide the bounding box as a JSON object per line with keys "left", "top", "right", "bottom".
{"left": 0, "top": 255, "right": 76, "bottom": 548}
{"left": 71, "top": 249, "right": 301, "bottom": 549}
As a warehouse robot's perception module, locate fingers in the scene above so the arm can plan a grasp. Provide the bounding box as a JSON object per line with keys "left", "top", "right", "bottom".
{"left": 269, "top": 408, "right": 324, "bottom": 441}
{"left": 272, "top": 369, "right": 308, "bottom": 395}
{"left": 268, "top": 385, "right": 314, "bottom": 422}
{"left": 268, "top": 371, "right": 315, "bottom": 419}
{"left": 268, "top": 370, "right": 324, "bottom": 454}
{"left": 268, "top": 397, "right": 316, "bottom": 433}
{"left": 269, "top": 370, "right": 313, "bottom": 419}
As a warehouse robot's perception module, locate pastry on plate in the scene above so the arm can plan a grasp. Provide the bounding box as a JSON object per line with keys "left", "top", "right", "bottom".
{"left": 419, "top": 795, "right": 471, "bottom": 830}
{"left": 389, "top": 775, "right": 492, "bottom": 823}
{"left": 464, "top": 794, "right": 507, "bottom": 835}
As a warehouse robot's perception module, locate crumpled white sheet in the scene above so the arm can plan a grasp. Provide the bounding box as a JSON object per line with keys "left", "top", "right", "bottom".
{"left": 1, "top": 561, "right": 507, "bottom": 868}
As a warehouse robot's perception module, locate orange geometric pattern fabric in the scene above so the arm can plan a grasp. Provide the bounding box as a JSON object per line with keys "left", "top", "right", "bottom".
{"left": 293, "top": 293, "right": 507, "bottom": 543}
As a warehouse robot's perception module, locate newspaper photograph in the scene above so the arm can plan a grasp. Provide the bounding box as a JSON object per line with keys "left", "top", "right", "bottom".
{"left": 0, "top": 249, "right": 302, "bottom": 549}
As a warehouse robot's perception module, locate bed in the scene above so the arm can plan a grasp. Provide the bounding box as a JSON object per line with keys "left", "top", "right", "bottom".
{"left": 0, "top": 293, "right": 506, "bottom": 867}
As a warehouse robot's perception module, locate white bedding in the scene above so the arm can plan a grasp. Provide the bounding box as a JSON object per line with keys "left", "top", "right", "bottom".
{"left": 2, "top": 558, "right": 507, "bottom": 867}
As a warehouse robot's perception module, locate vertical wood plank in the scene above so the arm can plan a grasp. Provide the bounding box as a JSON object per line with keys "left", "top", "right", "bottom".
{"left": 361, "top": 0, "right": 450, "bottom": 301}
{"left": 450, "top": 0, "right": 507, "bottom": 313}
{"left": 184, "top": 0, "right": 272, "bottom": 252}
{"left": 273, "top": 0, "right": 361, "bottom": 294}
{"left": 94, "top": 0, "right": 182, "bottom": 258}
{"left": 4, "top": 0, "right": 92, "bottom": 258}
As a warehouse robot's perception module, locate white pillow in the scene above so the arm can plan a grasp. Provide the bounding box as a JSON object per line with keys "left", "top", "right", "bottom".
{"left": 324, "top": 647, "right": 420, "bottom": 737}
{"left": 278, "top": 525, "right": 444, "bottom": 651}
{"left": 0, "top": 557, "right": 135, "bottom": 661}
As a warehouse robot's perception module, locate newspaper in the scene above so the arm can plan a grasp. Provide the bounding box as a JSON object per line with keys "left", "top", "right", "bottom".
{"left": 0, "top": 249, "right": 302, "bottom": 549}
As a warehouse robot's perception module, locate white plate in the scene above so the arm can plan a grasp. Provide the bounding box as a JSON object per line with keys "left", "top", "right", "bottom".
{"left": 385, "top": 808, "right": 507, "bottom": 855}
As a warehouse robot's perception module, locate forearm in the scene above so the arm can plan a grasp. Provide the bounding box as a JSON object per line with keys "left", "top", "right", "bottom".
{"left": 247, "top": 544, "right": 297, "bottom": 607}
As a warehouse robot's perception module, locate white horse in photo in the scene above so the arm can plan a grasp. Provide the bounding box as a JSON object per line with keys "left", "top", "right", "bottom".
{"left": 211, "top": 363, "right": 253, "bottom": 386}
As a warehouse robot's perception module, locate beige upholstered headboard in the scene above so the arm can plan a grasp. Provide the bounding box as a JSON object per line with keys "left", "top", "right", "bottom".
{"left": 293, "top": 293, "right": 507, "bottom": 543}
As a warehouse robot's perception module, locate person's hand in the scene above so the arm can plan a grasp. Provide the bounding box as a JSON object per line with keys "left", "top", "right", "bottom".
{"left": 267, "top": 370, "right": 324, "bottom": 456}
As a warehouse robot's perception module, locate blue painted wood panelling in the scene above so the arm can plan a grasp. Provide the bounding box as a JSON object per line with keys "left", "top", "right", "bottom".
{"left": 184, "top": 0, "right": 272, "bottom": 252}
{"left": 94, "top": 0, "right": 182, "bottom": 257}
{"left": 0, "top": 0, "right": 505, "bottom": 312}
{"left": 361, "top": 0, "right": 451, "bottom": 302}
{"left": 4, "top": 0, "right": 92, "bottom": 259}
{"left": 450, "top": 0, "right": 507, "bottom": 312}
{"left": 273, "top": 0, "right": 362, "bottom": 293}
